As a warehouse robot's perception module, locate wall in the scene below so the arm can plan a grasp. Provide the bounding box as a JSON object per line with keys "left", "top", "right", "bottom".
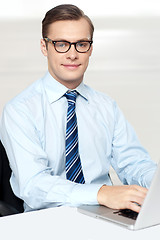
{"left": 0, "top": 16, "right": 160, "bottom": 161}
{"left": 0, "top": 3, "right": 160, "bottom": 182}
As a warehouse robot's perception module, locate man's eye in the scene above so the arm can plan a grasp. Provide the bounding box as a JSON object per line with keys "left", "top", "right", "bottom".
{"left": 77, "top": 42, "right": 88, "bottom": 48}
{"left": 57, "top": 42, "right": 67, "bottom": 48}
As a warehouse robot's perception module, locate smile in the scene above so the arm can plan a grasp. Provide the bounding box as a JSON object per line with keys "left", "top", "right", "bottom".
{"left": 62, "top": 64, "right": 81, "bottom": 70}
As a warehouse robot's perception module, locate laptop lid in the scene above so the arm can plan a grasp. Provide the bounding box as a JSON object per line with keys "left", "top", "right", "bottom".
{"left": 134, "top": 161, "right": 160, "bottom": 230}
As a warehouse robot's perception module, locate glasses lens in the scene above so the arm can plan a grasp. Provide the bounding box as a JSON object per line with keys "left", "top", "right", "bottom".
{"left": 76, "top": 42, "right": 91, "bottom": 53}
{"left": 55, "top": 41, "right": 70, "bottom": 53}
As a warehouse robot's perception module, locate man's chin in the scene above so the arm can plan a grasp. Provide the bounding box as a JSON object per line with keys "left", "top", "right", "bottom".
{"left": 59, "top": 78, "right": 83, "bottom": 89}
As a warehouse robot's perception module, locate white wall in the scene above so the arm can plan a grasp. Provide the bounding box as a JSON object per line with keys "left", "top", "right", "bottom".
{"left": 0, "top": 1, "right": 160, "bottom": 166}
{"left": 1, "top": 0, "right": 160, "bottom": 19}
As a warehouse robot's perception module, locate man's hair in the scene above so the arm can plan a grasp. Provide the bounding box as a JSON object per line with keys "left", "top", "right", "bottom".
{"left": 42, "top": 4, "right": 94, "bottom": 39}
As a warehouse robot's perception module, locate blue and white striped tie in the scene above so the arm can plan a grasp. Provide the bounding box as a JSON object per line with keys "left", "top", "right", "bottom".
{"left": 65, "top": 90, "right": 85, "bottom": 184}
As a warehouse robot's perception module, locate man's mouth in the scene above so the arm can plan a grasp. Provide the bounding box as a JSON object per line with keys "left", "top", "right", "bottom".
{"left": 62, "top": 64, "right": 81, "bottom": 70}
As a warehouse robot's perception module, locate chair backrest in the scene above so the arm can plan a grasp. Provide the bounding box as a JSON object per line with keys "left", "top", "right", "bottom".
{"left": 0, "top": 141, "right": 24, "bottom": 213}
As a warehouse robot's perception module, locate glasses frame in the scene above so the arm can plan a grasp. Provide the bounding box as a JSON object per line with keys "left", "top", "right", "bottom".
{"left": 43, "top": 37, "right": 93, "bottom": 53}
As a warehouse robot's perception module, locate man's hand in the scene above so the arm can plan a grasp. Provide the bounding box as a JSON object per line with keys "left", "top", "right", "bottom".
{"left": 97, "top": 185, "right": 148, "bottom": 213}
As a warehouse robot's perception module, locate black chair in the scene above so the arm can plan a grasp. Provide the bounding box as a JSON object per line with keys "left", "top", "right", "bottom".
{"left": 0, "top": 140, "right": 24, "bottom": 216}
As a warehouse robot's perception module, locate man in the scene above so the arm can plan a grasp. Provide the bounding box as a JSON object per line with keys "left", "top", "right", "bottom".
{"left": 0, "top": 4, "right": 157, "bottom": 212}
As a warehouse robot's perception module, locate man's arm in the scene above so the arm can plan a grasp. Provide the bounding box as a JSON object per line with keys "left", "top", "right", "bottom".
{"left": 0, "top": 102, "right": 102, "bottom": 211}
{"left": 110, "top": 103, "right": 157, "bottom": 189}
{"left": 97, "top": 102, "right": 156, "bottom": 213}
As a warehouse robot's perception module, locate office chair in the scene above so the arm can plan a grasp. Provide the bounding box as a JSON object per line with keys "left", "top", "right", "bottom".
{"left": 0, "top": 140, "right": 24, "bottom": 216}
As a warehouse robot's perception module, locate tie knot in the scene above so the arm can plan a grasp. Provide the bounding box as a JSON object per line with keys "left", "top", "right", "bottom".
{"left": 65, "top": 90, "right": 78, "bottom": 104}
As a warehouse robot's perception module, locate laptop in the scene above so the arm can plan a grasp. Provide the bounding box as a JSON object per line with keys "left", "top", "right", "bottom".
{"left": 78, "top": 161, "right": 160, "bottom": 230}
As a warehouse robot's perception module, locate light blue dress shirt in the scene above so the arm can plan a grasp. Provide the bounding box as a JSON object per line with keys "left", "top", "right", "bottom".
{"left": 0, "top": 72, "right": 157, "bottom": 211}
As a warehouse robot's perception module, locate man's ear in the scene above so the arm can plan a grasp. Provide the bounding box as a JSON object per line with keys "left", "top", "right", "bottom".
{"left": 40, "top": 39, "right": 48, "bottom": 56}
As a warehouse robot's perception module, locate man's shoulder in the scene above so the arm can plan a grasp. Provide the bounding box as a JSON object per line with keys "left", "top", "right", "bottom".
{"left": 4, "top": 77, "right": 44, "bottom": 115}
{"left": 7, "top": 78, "right": 43, "bottom": 106}
{"left": 84, "top": 84, "right": 115, "bottom": 105}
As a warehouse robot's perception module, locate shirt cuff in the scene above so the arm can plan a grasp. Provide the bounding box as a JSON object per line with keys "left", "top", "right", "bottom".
{"left": 68, "top": 183, "right": 103, "bottom": 206}
{"left": 143, "top": 167, "right": 157, "bottom": 188}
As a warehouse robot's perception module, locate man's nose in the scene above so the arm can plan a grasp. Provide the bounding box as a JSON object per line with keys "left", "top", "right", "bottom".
{"left": 66, "top": 44, "right": 78, "bottom": 60}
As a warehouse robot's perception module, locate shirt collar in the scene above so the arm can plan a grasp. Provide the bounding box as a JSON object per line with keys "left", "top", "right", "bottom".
{"left": 76, "top": 82, "right": 88, "bottom": 101}
{"left": 42, "top": 72, "right": 68, "bottom": 103}
{"left": 42, "top": 71, "right": 88, "bottom": 103}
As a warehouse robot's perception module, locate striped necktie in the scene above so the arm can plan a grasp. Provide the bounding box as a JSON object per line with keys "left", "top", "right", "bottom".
{"left": 65, "top": 90, "right": 85, "bottom": 184}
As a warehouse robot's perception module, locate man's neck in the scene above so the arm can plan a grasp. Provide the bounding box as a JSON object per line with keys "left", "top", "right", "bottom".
{"left": 48, "top": 70, "right": 84, "bottom": 90}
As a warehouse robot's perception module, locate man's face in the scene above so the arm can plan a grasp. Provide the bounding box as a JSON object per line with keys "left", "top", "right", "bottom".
{"left": 41, "top": 18, "right": 93, "bottom": 89}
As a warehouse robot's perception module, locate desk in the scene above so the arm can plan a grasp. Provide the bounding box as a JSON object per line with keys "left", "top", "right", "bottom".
{"left": 0, "top": 207, "right": 160, "bottom": 240}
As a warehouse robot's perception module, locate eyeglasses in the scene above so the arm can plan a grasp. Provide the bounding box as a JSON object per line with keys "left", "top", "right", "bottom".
{"left": 44, "top": 37, "right": 93, "bottom": 53}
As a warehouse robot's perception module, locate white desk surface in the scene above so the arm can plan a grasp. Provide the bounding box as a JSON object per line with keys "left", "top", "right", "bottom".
{"left": 0, "top": 206, "right": 160, "bottom": 240}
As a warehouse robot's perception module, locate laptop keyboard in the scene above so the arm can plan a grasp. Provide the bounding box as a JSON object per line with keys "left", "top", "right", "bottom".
{"left": 114, "top": 209, "right": 138, "bottom": 220}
